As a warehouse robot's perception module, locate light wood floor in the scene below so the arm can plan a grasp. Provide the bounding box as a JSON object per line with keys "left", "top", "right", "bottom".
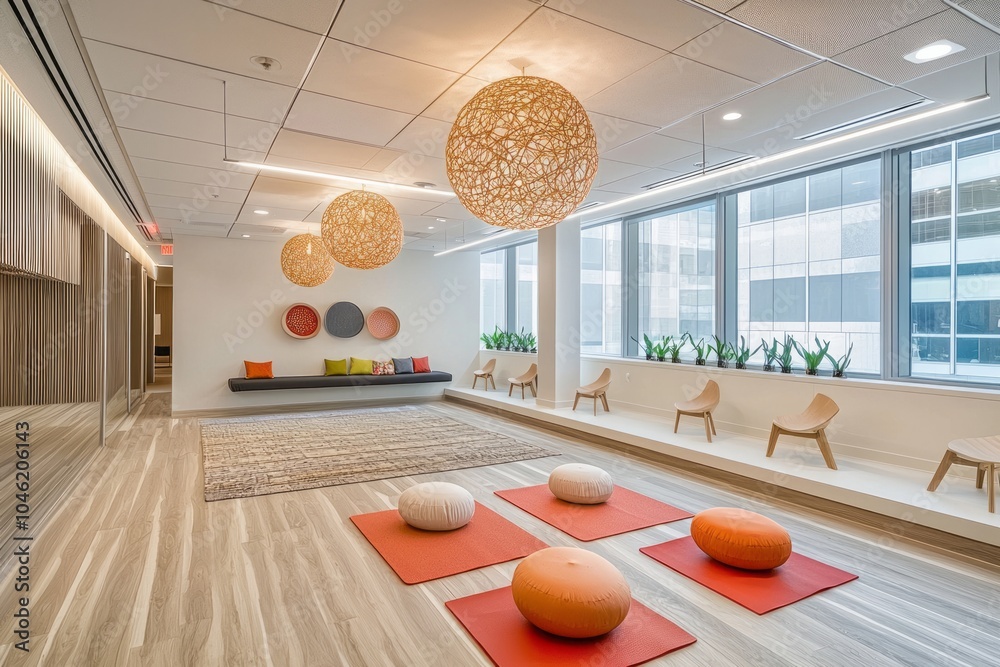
{"left": 1, "top": 392, "right": 998, "bottom": 666}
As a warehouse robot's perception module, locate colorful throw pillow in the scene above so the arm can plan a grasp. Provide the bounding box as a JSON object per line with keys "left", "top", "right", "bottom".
{"left": 412, "top": 356, "right": 431, "bottom": 373}
{"left": 350, "top": 357, "right": 374, "bottom": 375}
{"left": 372, "top": 360, "right": 396, "bottom": 376}
{"left": 244, "top": 360, "right": 274, "bottom": 379}
{"left": 392, "top": 357, "right": 414, "bottom": 374}
{"left": 324, "top": 359, "right": 347, "bottom": 376}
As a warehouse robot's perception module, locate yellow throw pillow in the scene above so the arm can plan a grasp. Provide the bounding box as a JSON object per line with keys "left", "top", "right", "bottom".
{"left": 350, "top": 357, "right": 373, "bottom": 375}
{"left": 325, "top": 359, "right": 347, "bottom": 376}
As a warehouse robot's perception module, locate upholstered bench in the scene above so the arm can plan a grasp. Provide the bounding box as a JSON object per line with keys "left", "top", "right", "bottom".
{"left": 227, "top": 371, "right": 453, "bottom": 392}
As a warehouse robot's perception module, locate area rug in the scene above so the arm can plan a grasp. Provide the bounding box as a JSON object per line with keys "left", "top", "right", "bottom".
{"left": 446, "top": 586, "right": 696, "bottom": 667}
{"left": 350, "top": 503, "right": 548, "bottom": 584}
{"left": 640, "top": 536, "right": 859, "bottom": 614}
{"left": 200, "top": 406, "right": 557, "bottom": 501}
{"left": 494, "top": 484, "right": 692, "bottom": 541}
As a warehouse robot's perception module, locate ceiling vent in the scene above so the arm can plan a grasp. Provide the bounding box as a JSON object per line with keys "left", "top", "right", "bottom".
{"left": 642, "top": 155, "right": 757, "bottom": 190}
{"left": 794, "top": 98, "right": 932, "bottom": 141}
{"left": 574, "top": 201, "right": 604, "bottom": 213}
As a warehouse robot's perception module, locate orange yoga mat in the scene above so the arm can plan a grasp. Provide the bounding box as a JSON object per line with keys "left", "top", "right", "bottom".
{"left": 641, "top": 536, "right": 858, "bottom": 614}
{"left": 446, "top": 586, "right": 696, "bottom": 667}
{"left": 350, "top": 502, "right": 548, "bottom": 584}
{"left": 494, "top": 485, "right": 693, "bottom": 541}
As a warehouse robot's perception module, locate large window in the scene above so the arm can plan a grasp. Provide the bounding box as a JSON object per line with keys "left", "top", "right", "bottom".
{"left": 907, "top": 128, "right": 1000, "bottom": 382}
{"left": 479, "top": 241, "right": 538, "bottom": 341}
{"left": 516, "top": 243, "right": 538, "bottom": 335}
{"left": 735, "top": 159, "right": 882, "bottom": 373}
{"left": 480, "top": 248, "right": 506, "bottom": 335}
{"left": 581, "top": 222, "right": 623, "bottom": 355}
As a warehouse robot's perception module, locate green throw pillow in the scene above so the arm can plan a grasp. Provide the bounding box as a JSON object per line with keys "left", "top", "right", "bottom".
{"left": 350, "top": 357, "right": 373, "bottom": 375}
{"left": 324, "top": 359, "right": 347, "bottom": 376}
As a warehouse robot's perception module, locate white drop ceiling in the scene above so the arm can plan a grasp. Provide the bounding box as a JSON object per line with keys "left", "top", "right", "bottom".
{"left": 57, "top": 0, "right": 1000, "bottom": 254}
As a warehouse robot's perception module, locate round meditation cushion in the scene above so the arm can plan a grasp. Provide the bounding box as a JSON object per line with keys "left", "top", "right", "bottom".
{"left": 690, "top": 507, "right": 792, "bottom": 570}
{"left": 397, "top": 482, "right": 475, "bottom": 531}
{"left": 511, "top": 547, "right": 631, "bottom": 638}
{"left": 548, "top": 463, "right": 614, "bottom": 504}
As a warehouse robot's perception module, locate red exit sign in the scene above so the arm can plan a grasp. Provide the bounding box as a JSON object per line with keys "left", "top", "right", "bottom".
{"left": 160, "top": 244, "right": 173, "bottom": 256}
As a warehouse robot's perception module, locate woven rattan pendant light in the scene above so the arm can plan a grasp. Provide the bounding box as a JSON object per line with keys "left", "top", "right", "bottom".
{"left": 446, "top": 75, "right": 598, "bottom": 230}
{"left": 321, "top": 190, "right": 403, "bottom": 269}
{"left": 280, "top": 233, "right": 334, "bottom": 287}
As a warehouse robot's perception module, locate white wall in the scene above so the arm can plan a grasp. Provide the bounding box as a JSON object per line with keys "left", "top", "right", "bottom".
{"left": 579, "top": 355, "right": 1000, "bottom": 472}
{"left": 173, "top": 236, "right": 480, "bottom": 414}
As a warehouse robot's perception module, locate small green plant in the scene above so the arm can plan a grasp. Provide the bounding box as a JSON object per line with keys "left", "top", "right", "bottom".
{"left": 761, "top": 338, "right": 779, "bottom": 371}
{"left": 490, "top": 327, "right": 505, "bottom": 350}
{"left": 707, "top": 335, "right": 731, "bottom": 368}
{"left": 795, "top": 336, "right": 831, "bottom": 375}
{"left": 686, "top": 333, "right": 708, "bottom": 365}
{"left": 827, "top": 342, "right": 853, "bottom": 377}
{"left": 480, "top": 332, "right": 494, "bottom": 350}
{"left": 632, "top": 334, "right": 656, "bottom": 360}
{"left": 651, "top": 337, "right": 667, "bottom": 362}
{"left": 525, "top": 332, "right": 538, "bottom": 353}
{"left": 734, "top": 336, "right": 761, "bottom": 369}
{"left": 518, "top": 328, "right": 531, "bottom": 352}
{"left": 776, "top": 335, "right": 796, "bottom": 373}
{"left": 665, "top": 336, "right": 685, "bottom": 363}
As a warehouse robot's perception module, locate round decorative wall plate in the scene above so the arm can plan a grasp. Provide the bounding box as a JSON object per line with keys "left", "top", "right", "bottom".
{"left": 281, "top": 303, "right": 321, "bottom": 339}
{"left": 325, "top": 301, "right": 365, "bottom": 338}
{"left": 367, "top": 307, "right": 400, "bottom": 340}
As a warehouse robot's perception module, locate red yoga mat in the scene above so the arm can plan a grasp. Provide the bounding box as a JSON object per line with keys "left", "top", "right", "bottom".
{"left": 350, "top": 502, "right": 548, "bottom": 584}
{"left": 446, "top": 586, "right": 696, "bottom": 667}
{"left": 641, "top": 536, "right": 858, "bottom": 614}
{"left": 494, "top": 484, "right": 692, "bottom": 541}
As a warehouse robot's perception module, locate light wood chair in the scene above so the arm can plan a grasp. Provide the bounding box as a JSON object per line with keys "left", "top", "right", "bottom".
{"left": 766, "top": 394, "right": 840, "bottom": 470}
{"left": 674, "top": 380, "right": 721, "bottom": 442}
{"left": 573, "top": 368, "right": 612, "bottom": 416}
{"left": 508, "top": 363, "right": 538, "bottom": 399}
{"left": 927, "top": 436, "right": 1000, "bottom": 513}
{"left": 472, "top": 358, "right": 496, "bottom": 391}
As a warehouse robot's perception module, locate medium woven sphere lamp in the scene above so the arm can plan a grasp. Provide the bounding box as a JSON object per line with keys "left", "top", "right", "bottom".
{"left": 446, "top": 75, "right": 599, "bottom": 231}
{"left": 321, "top": 190, "right": 403, "bottom": 270}
{"left": 280, "top": 233, "right": 334, "bottom": 287}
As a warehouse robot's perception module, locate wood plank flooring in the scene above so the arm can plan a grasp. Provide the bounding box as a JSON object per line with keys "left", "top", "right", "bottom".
{"left": 0, "top": 392, "right": 998, "bottom": 666}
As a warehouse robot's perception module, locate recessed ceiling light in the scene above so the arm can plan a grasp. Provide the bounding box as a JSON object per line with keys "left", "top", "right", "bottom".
{"left": 436, "top": 218, "right": 446, "bottom": 222}
{"left": 722, "top": 112, "right": 742, "bottom": 121}
{"left": 250, "top": 55, "right": 281, "bottom": 72}
{"left": 428, "top": 226, "right": 435, "bottom": 230}
{"left": 414, "top": 181, "right": 436, "bottom": 188}
{"left": 904, "top": 40, "right": 964, "bottom": 64}
{"left": 253, "top": 209, "right": 269, "bottom": 215}
{"left": 242, "top": 234, "right": 251, "bottom": 238}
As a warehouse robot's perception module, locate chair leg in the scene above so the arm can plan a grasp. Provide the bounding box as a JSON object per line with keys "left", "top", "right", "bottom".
{"left": 703, "top": 414, "right": 712, "bottom": 443}
{"left": 529, "top": 381, "right": 536, "bottom": 397}
{"left": 708, "top": 412, "right": 717, "bottom": 435}
{"left": 673, "top": 411, "right": 681, "bottom": 434}
{"left": 989, "top": 463, "right": 996, "bottom": 513}
{"left": 600, "top": 393, "right": 609, "bottom": 412}
{"left": 472, "top": 375, "right": 479, "bottom": 389}
{"left": 489, "top": 375, "right": 496, "bottom": 390}
{"left": 593, "top": 396, "right": 598, "bottom": 416}
{"left": 572, "top": 393, "right": 580, "bottom": 411}
{"left": 815, "top": 429, "right": 838, "bottom": 470}
{"left": 508, "top": 383, "right": 514, "bottom": 397}
{"left": 520, "top": 384, "right": 525, "bottom": 399}
{"left": 976, "top": 465, "right": 986, "bottom": 489}
{"left": 927, "top": 451, "right": 956, "bottom": 492}
{"left": 766, "top": 425, "right": 780, "bottom": 458}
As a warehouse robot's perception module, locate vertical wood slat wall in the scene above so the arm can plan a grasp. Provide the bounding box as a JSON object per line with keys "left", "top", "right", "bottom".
{"left": 106, "top": 238, "right": 130, "bottom": 425}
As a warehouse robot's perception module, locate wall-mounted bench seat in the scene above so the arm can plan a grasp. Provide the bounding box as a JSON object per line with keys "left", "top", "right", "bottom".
{"left": 228, "top": 371, "right": 453, "bottom": 392}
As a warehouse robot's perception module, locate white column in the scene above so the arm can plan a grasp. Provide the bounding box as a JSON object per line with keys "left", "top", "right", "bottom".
{"left": 536, "top": 221, "right": 580, "bottom": 409}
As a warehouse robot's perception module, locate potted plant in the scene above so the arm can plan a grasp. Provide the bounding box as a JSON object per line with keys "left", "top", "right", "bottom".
{"left": 686, "top": 334, "right": 708, "bottom": 366}
{"left": 525, "top": 332, "right": 538, "bottom": 354}
{"left": 490, "top": 327, "right": 505, "bottom": 351}
{"left": 708, "top": 335, "right": 731, "bottom": 368}
{"left": 653, "top": 337, "right": 668, "bottom": 362}
{"left": 776, "top": 335, "right": 796, "bottom": 374}
{"left": 761, "top": 338, "right": 778, "bottom": 371}
{"left": 519, "top": 328, "right": 531, "bottom": 352}
{"left": 632, "top": 334, "right": 656, "bottom": 361}
{"left": 666, "top": 336, "right": 685, "bottom": 363}
{"left": 480, "top": 332, "right": 494, "bottom": 350}
{"left": 734, "top": 336, "right": 760, "bottom": 370}
{"left": 794, "top": 336, "right": 831, "bottom": 376}
{"left": 827, "top": 342, "right": 853, "bottom": 378}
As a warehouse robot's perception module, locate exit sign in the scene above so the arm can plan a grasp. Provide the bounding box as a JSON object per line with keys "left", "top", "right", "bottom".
{"left": 160, "top": 244, "right": 173, "bottom": 256}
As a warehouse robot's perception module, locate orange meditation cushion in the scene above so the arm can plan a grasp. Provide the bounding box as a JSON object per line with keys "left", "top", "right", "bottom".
{"left": 511, "top": 547, "right": 631, "bottom": 639}
{"left": 690, "top": 507, "right": 792, "bottom": 570}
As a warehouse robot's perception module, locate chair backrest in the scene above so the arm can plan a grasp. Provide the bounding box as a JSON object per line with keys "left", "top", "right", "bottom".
{"left": 580, "top": 367, "right": 612, "bottom": 393}
{"left": 802, "top": 393, "right": 840, "bottom": 430}
{"left": 694, "top": 380, "right": 721, "bottom": 412}
{"left": 516, "top": 363, "right": 538, "bottom": 383}
{"left": 481, "top": 358, "right": 496, "bottom": 373}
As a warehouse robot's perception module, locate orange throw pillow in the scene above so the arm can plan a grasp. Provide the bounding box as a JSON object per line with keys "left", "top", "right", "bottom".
{"left": 690, "top": 507, "right": 792, "bottom": 570}
{"left": 411, "top": 356, "right": 431, "bottom": 373}
{"left": 244, "top": 360, "right": 274, "bottom": 379}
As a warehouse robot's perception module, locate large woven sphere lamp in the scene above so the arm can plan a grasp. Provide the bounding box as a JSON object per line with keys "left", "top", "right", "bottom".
{"left": 446, "top": 75, "right": 598, "bottom": 231}
{"left": 280, "top": 233, "right": 334, "bottom": 287}
{"left": 321, "top": 190, "right": 403, "bottom": 270}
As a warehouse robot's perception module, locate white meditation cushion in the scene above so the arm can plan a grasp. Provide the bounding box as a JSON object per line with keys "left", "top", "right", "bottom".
{"left": 548, "top": 464, "right": 614, "bottom": 504}
{"left": 398, "top": 482, "right": 475, "bottom": 531}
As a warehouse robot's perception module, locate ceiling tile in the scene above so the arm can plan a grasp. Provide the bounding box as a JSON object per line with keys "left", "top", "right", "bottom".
{"left": 131, "top": 157, "right": 258, "bottom": 190}
{"left": 387, "top": 116, "right": 454, "bottom": 159}
{"left": 727, "top": 0, "right": 949, "bottom": 57}
{"left": 244, "top": 176, "right": 344, "bottom": 212}
{"left": 692, "top": 0, "right": 745, "bottom": 10}
{"left": 658, "top": 146, "right": 754, "bottom": 175}
{"left": 585, "top": 54, "right": 756, "bottom": 126}
{"left": 904, "top": 57, "right": 988, "bottom": 103}
{"left": 304, "top": 40, "right": 461, "bottom": 114}
{"left": 673, "top": 21, "right": 818, "bottom": 84}
{"left": 234, "top": 205, "right": 312, "bottom": 224}
{"left": 284, "top": 91, "right": 414, "bottom": 145}
{"left": 593, "top": 160, "right": 648, "bottom": 189}
{"left": 834, "top": 10, "right": 1000, "bottom": 84}
{"left": 379, "top": 194, "right": 444, "bottom": 216}
{"left": 588, "top": 112, "right": 659, "bottom": 152}
{"left": 150, "top": 206, "right": 235, "bottom": 225}
{"left": 203, "top": 0, "right": 341, "bottom": 33}
{"left": 466, "top": 8, "right": 666, "bottom": 100}
{"left": 139, "top": 177, "right": 248, "bottom": 203}
{"left": 420, "top": 201, "right": 477, "bottom": 221}
{"left": 958, "top": 0, "right": 1000, "bottom": 26}
{"left": 109, "top": 95, "right": 222, "bottom": 144}
{"left": 119, "top": 128, "right": 265, "bottom": 169}
{"left": 328, "top": 0, "right": 537, "bottom": 71}
{"left": 364, "top": 148, "right": 408, "bottom": 171}
{"left": 787, "top": 87, "right": 925, "bottom": 140}
{"left": 145, "top": 193, "right": 242, "bottom": 215}
{"left": 603, "top": 133, "right": 704, "bottom": 168}
{"left": 545, "top": 0, "right": 722, "bottom": 52}
{"left": 380, "top": 155, "right": 450, "bottom": 192}
{"left": 420, "top": 76, "right": 491, "bottom": 123}
{"left": 268, "top": 129, "right": 382, "bottom": 169}
{"left": 85, "top": 41, "right": 296, "bottom": 123}
{"left": 600, "top": 168, "right": 686, "bottom": 194}
{"left": 72, "top": 0, "right": 321, "bottom": 87}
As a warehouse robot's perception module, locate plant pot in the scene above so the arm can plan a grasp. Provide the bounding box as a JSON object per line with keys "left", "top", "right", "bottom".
{"left": 645, "top": 354, "right": 653, "bottom": 361}
{"left": 805, "top": 368, "right": 818, "bottom": 376}
{"left": 717, "top": 360, "right": 728, "bottom": 368}
{"left": 833, "top": 370, "right": 844, "bottom": 378}
{"left": 671, "top": 357, "right": 682, "bottom": 364}
{"left": 763, "top": 364, "right": 774, "bottom": 372}
{"left": 736, "top": 362, "right": 746, "bottom": 370}
{"left": 780, "top": 367, "right": 792, "bottom": 374}
{"left": 657, "top": 356, "right": 666, "bottom": 362}
{"left": 696, "top": 359, "right": 706, "bottom": 366}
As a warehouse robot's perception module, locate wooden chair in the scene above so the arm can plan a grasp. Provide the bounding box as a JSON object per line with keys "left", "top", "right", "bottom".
{"left": 674, "top": 380, "right": 721, "bottom": 442}
{"left": 927, "top": 436, "right": 1000, "bottom": 513}
{"left": 766, "top": 394, "right": 840, "bottom": 470}
{"left": 472, "top": 358, "right": 496, "bottom": 390}
{"left": 508, "top": 363, "right": 538, "bottom": 399}
{"left": 573, "top": 368, "right": 611, "bottom": 416}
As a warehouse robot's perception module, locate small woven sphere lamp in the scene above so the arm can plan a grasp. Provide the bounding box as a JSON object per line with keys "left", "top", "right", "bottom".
{"left": 446, "top": 75, "right": 599, "bottom": 231}
{"left": 280, "top": 233, "right": 334, "bottom": 287}
{"left": 321, "top": 190, "right": 403, "bottom": 270}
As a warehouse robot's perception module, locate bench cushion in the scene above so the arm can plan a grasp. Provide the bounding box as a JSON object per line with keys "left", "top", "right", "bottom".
{"left": 228, "top": 371, "right": 453, "bottom": 392}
